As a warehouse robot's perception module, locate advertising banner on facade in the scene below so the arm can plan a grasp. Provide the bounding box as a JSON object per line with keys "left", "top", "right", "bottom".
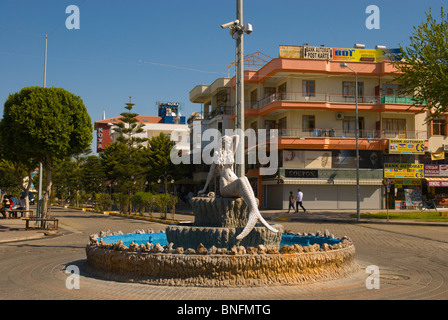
{"left": 425, "top": 164, "right": 448, "bottom": 177}
{"left": 279, "top": 46, "right": 302, "bottom": 59}
{"left": 302, "top": 46, "right": 333, "bottom": 60}
{"left": 279, "top": 46, "right": 402, "bottom": 62}
{"left": 388, "top": 139, "right": 425, "bottom": 154}
{"left": 384, "top": 163, "right": 424, "bottom": 178}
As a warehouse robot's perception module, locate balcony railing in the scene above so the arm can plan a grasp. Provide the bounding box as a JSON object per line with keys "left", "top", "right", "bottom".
{"left": 246, "top": 92, "right": 423, "bottom": 110}
{"left": 204, "top": 106, "right": 233, "bottom": 120}
{"left": 276, "top": 128, "right": 427, "bottom": 140}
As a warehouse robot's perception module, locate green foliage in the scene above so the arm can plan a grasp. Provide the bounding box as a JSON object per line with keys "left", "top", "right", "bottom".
{"left": 131, "top": 191, "right": 154, "bottom": 215}
{"left": 1, "top": 87, "right": 92, "bottom": 161}
{"left": 393, "top": 7, "right": 448, "bottom": 121}
{"left": 143, "top": 133, "right": 188, "bottom": 183}
{"left": 1, "top": 86, "right": 92, "bottom": 216}
{"left": 95, "top": 193, "right": 113, "bottom": 211}
{"left": 114, "top": 99, "right": 148, "bottom": 150}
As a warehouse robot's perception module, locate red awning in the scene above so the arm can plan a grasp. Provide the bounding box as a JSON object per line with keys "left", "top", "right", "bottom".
{"left": 426, "top": 178, "right": 448, "bottom": 187}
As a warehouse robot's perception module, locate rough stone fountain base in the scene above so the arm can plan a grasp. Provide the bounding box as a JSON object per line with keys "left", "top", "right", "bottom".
{"left": 85, "top": 233, "right": 359, "bottom": 287}
{"left": 84, "top": 197, "right": 359, "bottom": 287}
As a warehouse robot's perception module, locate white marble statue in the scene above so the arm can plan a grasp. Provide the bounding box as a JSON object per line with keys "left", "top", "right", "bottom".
{"left": 198, "top": 135, "right": 279, "bottom": 240}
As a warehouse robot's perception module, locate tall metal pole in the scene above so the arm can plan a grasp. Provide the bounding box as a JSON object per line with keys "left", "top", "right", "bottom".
{"left": 38, "top": 34, "right": 47, "bottom": 216}
{"left": 235, "top": 0, "right": 245, "bottom": 177}
{"left": 355, "top": 72, "right": 360, "bottom": 221}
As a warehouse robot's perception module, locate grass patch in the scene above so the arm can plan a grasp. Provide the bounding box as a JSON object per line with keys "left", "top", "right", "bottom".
{"left": 351, "top": 211, "right": 448, "bottom": 222}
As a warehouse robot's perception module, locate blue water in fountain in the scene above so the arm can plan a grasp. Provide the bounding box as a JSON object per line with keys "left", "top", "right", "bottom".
{"left": 101, "top": 232, "right": 341, "bottom": 248}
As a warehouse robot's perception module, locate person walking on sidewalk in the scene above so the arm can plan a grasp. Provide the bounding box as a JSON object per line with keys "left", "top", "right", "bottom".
{"left": 295, "top": 188, "right": 306, "bottom": 213}
{"left": 287, "top": 191, "right": 295, "bottom": 213}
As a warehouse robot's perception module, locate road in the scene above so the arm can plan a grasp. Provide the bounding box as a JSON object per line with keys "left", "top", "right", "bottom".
{"left": 0, "top": 206, "right": 447, "bottom": 300}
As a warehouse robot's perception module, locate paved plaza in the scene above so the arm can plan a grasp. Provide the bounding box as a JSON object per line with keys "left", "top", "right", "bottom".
{"left": 0, "top": 206, "right": 447, "bottom": 301}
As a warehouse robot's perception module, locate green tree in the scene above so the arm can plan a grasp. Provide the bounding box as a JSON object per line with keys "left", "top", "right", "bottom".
{"left": 81, "top": 155, "right": 106, "bottom": 197}
{"left": 1, "top": 87, "right": 92, "bottom": 217}
{"left": 392, "top": 7, "right": 448, "bottom": 121}
{"left": 143, "top": 133, "right": 188, "bottom": 187}
{"left": 114, "top": 97, "right": 148, "bottom": 150}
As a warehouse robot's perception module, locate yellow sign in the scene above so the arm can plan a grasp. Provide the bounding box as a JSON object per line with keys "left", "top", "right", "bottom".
{"left": 279, "top": 46, "right": 401, "bottom": 62}
{"left": 384, "top": 164, "right": 424, "bottom": 178}
{"left": 279, "top": 45, "right": 302, "bottom": 59}
{"left": 389, "top": 139, "right": 425, "bottom": 154}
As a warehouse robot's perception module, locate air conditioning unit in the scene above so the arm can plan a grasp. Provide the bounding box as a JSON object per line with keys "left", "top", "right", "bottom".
{"left": 336, "top": 113, "right": 344, "bottom": 120}
{"left": 443, "top": 144, "right": 448, "bottom": 151}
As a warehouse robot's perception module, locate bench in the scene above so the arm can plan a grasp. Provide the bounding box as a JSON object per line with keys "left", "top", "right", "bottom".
{"left": 1, "top": 210, "right": 34, "bottom": 219}
{"left": 23, "top": 217, "right": 58, "bottom": 231}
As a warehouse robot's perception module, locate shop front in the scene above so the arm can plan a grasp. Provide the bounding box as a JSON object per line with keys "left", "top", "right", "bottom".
{"left": 424, "top": 165, "right": 448, "bottom": 207}
{"left": 384, "top": 163, "right": 424, "bottom": 209}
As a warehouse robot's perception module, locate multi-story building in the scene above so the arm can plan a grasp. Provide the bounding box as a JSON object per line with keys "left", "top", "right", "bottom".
{"left": 94, "top": 101, "right": 189, "bottom": 153}
{"left": 190, "top": 44, "right": 445, "bottom": 210}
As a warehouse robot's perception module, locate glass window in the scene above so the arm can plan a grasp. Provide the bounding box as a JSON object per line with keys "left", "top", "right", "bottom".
{"left": 342, "top": 81, "right": 364, "bottom": 98}
{"left": 433, "top": 119, "right": 446, "bottom": 136}
{"left": 302, "top": 115, "right": 315, "bottom": 132}
{"left": 302, "top": 80, "right": 315, "bottom": 97}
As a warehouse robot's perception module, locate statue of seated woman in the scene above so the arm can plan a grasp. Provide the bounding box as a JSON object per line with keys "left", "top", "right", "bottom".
{"left": 198, "top": 135, "right": 279, "bottom": 240}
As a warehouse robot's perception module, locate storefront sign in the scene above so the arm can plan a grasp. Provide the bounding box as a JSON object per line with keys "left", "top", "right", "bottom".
{"left": 388, "top": 139, "right": 425, "bottom": 154}
{"left": 384, "top": 164, "right": 424, "bottom": 178}
{"left": 285, "top": 169, "right": 318, "bottom": 178}
{"left": 427, "top": 179, "right": 448, "bottom": 187}
{"left": 97, "top": 127, "right": 103, "bottom": 151}
{"left": 425, "top": 164, "right": 448, "bottom": 177}
{"left": 279, "top": 45, "right": 302, "bottom": 59}
{"left": 279, "top": 46, "right": 402, "bottom": 62}
{"left": 302, "top": 46, "right": 333, "bottom": 60}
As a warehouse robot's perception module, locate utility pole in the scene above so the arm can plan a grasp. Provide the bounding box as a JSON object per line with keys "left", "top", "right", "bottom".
{"left": 38, "top": 34, "right": 47, "bottom": 217}
{"left": 235, "top": 0, "right": 245, "bottom": 177}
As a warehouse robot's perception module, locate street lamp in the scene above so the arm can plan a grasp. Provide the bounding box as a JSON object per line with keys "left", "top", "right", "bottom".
{"left": 157, "top": 172, "right": 175, "bottom": 194}
{"left": 340, "top": 62, "right": 360, "bottom": 221}
{"left": 221, "top": 0, "right": 253, "bottom": 177}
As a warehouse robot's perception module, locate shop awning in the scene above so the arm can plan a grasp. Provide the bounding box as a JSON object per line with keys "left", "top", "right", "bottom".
{"left": 425, "top": 178, "right": 448, "bottom": 187}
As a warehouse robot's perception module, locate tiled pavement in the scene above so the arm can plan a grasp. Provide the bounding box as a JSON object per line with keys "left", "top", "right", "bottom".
{"left": 0, "top": 206, "right": 447, "bottom": 301}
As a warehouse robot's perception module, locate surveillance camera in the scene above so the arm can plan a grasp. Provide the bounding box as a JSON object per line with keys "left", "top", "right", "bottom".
{"left": 221, "top": 19, "right": 239, "bottom": 29}
{"left": 243, "top": 23, "right": 253, "bottom": 34}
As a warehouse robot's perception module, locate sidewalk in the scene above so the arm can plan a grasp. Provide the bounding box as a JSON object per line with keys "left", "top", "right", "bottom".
{"left": 261, "top": 208, "right": 448, "bottom": 227}
{"left": 0, "top": 219, "right": 46, "bottom": 243}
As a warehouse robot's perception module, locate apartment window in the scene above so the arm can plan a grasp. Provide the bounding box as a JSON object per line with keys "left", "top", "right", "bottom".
{"left": 278, "top": 117, "right": 287, "bottom": 136}
{"left": 433, "top": 119, "right": 447, "bottom": 136}
{"left": 342, "top": 81, "right": 364, "bottom": 98}
{"left": 383, "top": 84, "right": 402, "bottom": 96}
{"left": 278, "top": 83, "right": 287, "bottom": 100}
{"left": 302, "top": 115, "right": 315, "bottom": 132}
{"left": 264, "top": 87, "right": 276, "bottom": 97}
{"left": 343, "top": 117, "right": 364, "bottom": 136}
{"left": 302, "top": 80, "right": 315, "bottom": 97}
{"left": 250, "top": 89, "right": 258, "bottom": 108}
{"left": 382, "top": 118, "right": 407, "bottom": 137}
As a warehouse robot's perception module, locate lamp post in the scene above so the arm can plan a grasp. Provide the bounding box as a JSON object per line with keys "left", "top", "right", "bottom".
{"left": 157, "top": 172, "right": 174, "bottom": 195}
{"left": 340, "top": 62, "right": 360, "bottom": 221}
{"left": 221, "top": 0, "right": 253, "bottom": 177}
{"left": 158, "top": 172, "right": 174, "bottom": 219}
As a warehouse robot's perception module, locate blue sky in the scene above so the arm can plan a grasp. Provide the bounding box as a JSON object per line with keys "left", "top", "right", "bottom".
{"left": 0, "top": 0, "right": 446, "bottom": 135}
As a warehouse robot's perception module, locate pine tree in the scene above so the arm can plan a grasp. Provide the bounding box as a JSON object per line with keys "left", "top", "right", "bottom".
{"left": 114, "top": 97, "right": 148, "bottom": 149}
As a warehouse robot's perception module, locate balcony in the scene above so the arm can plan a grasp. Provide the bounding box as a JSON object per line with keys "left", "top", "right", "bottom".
{"left": 278, "top": 128, "right": 427, "bottom": 140}
{"left": 204, "top": 106, "right": 233, "bottom": 120}
{"left": 247, "top": 92, "right": 424, "bottom": 110}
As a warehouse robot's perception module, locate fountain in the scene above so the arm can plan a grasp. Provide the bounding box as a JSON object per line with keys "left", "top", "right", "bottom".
{"left": 85, "top": 135, "right": 359, "bottom": 287}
